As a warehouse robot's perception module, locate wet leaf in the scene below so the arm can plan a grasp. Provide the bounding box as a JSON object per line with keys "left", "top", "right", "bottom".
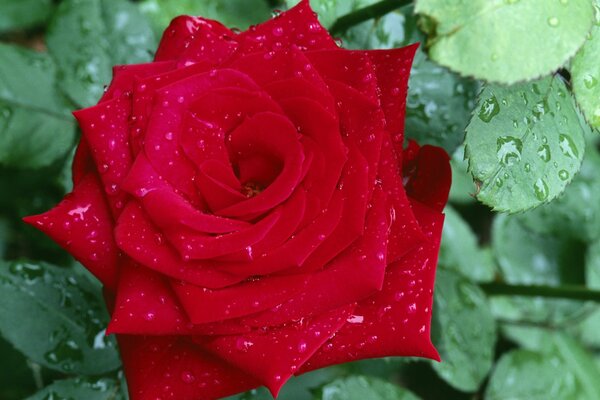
{"left": 47, "top": 0, "right": 156, "bottom": 107}
{"left": 0, "top": 0, "right": 53, "bottom": 33}
{"left": 140, "top": 0, "right": 272, "bottom": 34}
{"left": 465, "top": 76, "right": 589, "bottom": 212}
{"left": 25, "top": 377, "right": 122, "bottom": 400}
{"left": 571, "top": 0, "right": 600, "bottom": 128}
{"left": 0, "top": 261, "right": 120, "bottom": 375}
{"left": 439, "top": 206, "right": 495, "bottom": 282}
{"left": 485, "top": 334, "right": 600, "bottom": 400}
{"left": 317, "top": 376, "right": 420, "bottom": 400}
{"left": 415, "top": 0, "right": 595, "bottom": 84}
{"left": 0, "top": 44, "right": 75, "bottom": 169}
{"left": 431, "top": 269, "right": 496, "bottom": 392}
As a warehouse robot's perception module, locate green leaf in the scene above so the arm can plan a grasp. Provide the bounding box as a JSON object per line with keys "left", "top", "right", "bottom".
{"left": 25, "top": 377, "right": 122, "bottom": 400}
{"left": 0, "top": 0, "right": 53, "bottom": 33}
{"left": 0, "top": 44, "right": 76, "bottom": 169}
{"left": 431, "top": 269, "right": 496, "bottom": 392}
{"left": 485, "top": 334, "right": 600, "bottom": 400}
{"left": 517, "top": 146, "right": 600, "bottom": 242}
{"left": 47, "top": 0, "right": 156, "bottom": 108}
{"left": 415, "top": 0, "right": 595, "bottom": 84}
{"left": 318, "top": 376, "right": 420, "bottom": 400}
{"left": 141, "top": 0, "right": 273, "bottom": 34}
{"left": 571, "top": 1, "right": 600, "bottom": 128}
{"left": 0, "top": 261, "right": 120, "bottom": 375}
{"left": 448, "top": 146, "right": 476, "bottom": 204}
{"left": 465, "top": 76, "right": 589, "bottom": 212}
{"left": 439, "top": 206, "right": 495, "bottom": 282}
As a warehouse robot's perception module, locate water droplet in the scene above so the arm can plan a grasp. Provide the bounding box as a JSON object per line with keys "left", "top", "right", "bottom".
{"left": 583, "top": 74, "right": 598, "bottom": 89}
{"left": 537, "top": 144, "right": 551, "bottom": 162}
{"left": 181, "top": 371, "right": 195, "bottom": 383}
{"left": 558, "top": 169, "right": 570, "bottom": 180}
{"left": 298, "top": 341, "right": 307, "bottom": 353}
{"left": 524, "top": 163, "right": 531, "bottom": 172}
{"left": 534, "top": 179, "right": 549, "bottom": 200}
{"left": 496, "top": 136, "right": 523, "bottom": 166}
{"left": 558, "top": 134, "right": 579, "bottom": 158}
{"left": 478, "top": 95, "right": 500, "bottom": 122}
{"left": 272, "top": 26, "right": 284, "bottom": 36}
{"left": 144, "top": 312, "right": 156, "bottom": 321}
{"left": 165, "top": 131, "right": 173, "bottom": 141}
{"left": 548, "top": 17, "right": 559, "bottom": 27}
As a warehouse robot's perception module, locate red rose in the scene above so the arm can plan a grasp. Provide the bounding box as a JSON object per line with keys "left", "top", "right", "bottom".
{"left": 25, "top": 1, "right": 451, "bottom": 398}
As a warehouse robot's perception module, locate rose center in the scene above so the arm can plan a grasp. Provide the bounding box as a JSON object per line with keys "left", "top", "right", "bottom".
{"left": 241, "top": 181, "right": 264, "bottom": 198}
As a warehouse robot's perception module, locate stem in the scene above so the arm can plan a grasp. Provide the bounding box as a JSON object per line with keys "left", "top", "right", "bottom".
{"left": 480, "top": 282, "right": 600, "bottom": 303}
{"left": 330, "top": 0, "right": 412, "bottom": 36}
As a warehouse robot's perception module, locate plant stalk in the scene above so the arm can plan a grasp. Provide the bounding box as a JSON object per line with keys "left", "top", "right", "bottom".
{"left": 480, "top": 282, "right": 600, "bottom": 303}
{"left": 330, "top": 0, "right": 412, "bottom": 36}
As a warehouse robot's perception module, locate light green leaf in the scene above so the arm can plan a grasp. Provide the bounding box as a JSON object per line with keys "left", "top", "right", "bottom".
{"left": 415, "top": 0, "right": 595, "bottom": 84}
{"left": 439, "top": 206, "right": 495, "bottom": 282}
{"left": 485, "top": 334, "right": 600, "bottom": 400}
{"left": 465, "top": 76, "right": 589, "bottom": 212}
{"left": 571, "top": 1, "right": 600, "bottom": 128}
{"left": 141, "top": 0, "right": 272, "bottom": 34}
{"left": 25, "top": 377, "right": 122, "bottom": 400}
{"left": 0, "top": 0, "right": 53, "bottom": 33}
{"left": 0, "top": 44, "right": 75, "bottom": 169}
{"left": 431, "top": 269, "right": 496, "bottom": 392}
{"left": 47, "top": 0, "right": 156, "bottom": 107}
{"left": 0, "top": 261, "right": 120, "bottom": 375}
{"left": 318, "top": 376, "right": 420, "bottom": 400}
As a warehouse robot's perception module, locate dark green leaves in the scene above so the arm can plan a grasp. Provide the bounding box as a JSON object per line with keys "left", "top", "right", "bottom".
{"left": 141, "top": 0, "right": 273, "bottom": 33}
{"left": 47, "top": 0, "right": 156, "bottom": 107}
{"left": 415, "top": 0, "right": 595, "bottom": 84}
{"left": 25, "top": 377, "right": 122, "bottom": 400}
{"left": 465, "top": 76, "right": 589, "bottom": 212}
{"left": 0, "top": 0, "right": 54, "bottom": 32}
{"left": 318, "top": 376, "right": 420, "bottom": 400}
{"left": 0, "top": 44, "right": 75, "bottom": 169}
{"left": 431, "top": 269, "right": 496, "bottom": 391}
{"left": 0, "top": 261, "right": 120, "bottom": 375}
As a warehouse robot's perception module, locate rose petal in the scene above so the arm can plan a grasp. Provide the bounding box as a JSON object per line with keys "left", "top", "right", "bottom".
{"left": 119, "top": 335, "right": 259, "bottom": 400}
{"left": 100, "top": 61, "right": 176, "bottom": 103}
{"left": 197, "top": 304, "right": 355, "bottom": 397}
{"left": 155, "top": 16, "right": 233, "bottom": 61}
{"left": 177, "top": 28, "right": 238, "bottom": 68}
{"left": 114, "top": 202, "right": 244, "bottom": 288}
{"left": 364, "top": 44, "right": 419, "bottom": 146}
{"left": 23, "top": 174, "right": 119, "bottom": 289}
{"left": 236, "top": 0, "right": 337, "bottom": 54}
{"left": 172, "top": 273, "right": 310, "bottom": 324}
{"left": 301, "top": 200, "right": 444, "bottom": 372}
{"left": 74, "top": 95, "right": 132, "bottom": 215}
{"left": 242, "top": 187, "right": 389, "bottom": 327}
{"left": 403, "top": 142, "right": 452, "bottom": 212}
{"left": 71, "top": 138, "right": 95, "bottom": 185}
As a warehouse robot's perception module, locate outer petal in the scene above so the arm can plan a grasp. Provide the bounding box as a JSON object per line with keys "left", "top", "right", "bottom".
{"left": 23, "top": 174, "right": 119, "bottom": 289}
{"left": 119, "top": 335, "right": 259, "bottom": 400}
{"left": 300, "top": 200, "right": 445, "bottom": 372}
{"left": 155, "top": 15, "right": 233, "bottom": 61}
{"left": 236, "top": 0, "right": 337, "bottom": 53}
{"left": 197, "top": 304, "right": 355, "bottom": 397}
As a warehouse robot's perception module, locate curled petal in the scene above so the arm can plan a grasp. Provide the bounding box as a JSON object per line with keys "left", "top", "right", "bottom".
{"left": 23, "top": 174, "right": 119, "bottom": 289}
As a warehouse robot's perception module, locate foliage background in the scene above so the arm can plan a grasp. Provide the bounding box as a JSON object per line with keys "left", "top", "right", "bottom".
{"left": 0, "top": 0, "right": 600, "bottom": 399}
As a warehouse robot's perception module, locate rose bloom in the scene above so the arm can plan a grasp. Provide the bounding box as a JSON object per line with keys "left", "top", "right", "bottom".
{"left": 25, "top": 1, "right": 451, "bottom": 399}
